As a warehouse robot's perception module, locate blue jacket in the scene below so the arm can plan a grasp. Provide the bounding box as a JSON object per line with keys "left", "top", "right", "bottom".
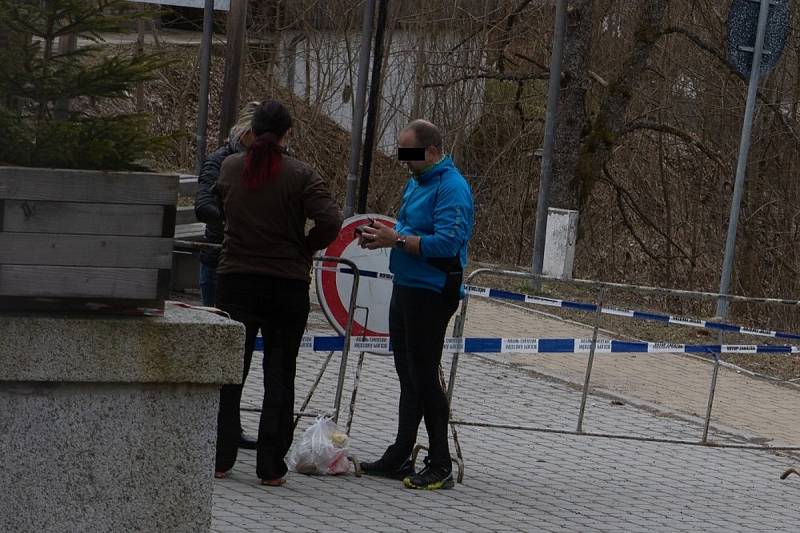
{"left": 389, "top": 156, "right": 474, "bottom": 294}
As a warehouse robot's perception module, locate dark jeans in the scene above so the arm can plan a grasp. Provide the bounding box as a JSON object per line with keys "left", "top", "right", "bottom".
{"left": 382, "top": 284, "right": 459, "bottom": 469}
{"left": 199, "top": 261, "right": 218, "bottom": 307}
{"left": 214, "top": 273, "right": 310, "bottom": 480}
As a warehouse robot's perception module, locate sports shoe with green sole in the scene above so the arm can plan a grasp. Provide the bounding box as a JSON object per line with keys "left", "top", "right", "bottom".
{"left": 402, "top": 458, "right": 454, "bottom": 490}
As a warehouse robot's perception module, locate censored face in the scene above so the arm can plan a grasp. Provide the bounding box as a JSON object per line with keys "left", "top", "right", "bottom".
{"left": 397, "top": 129, "right": 432, "bottom": 174}
{"left": 397, "top": 147, "right": 426, "bottom": 162}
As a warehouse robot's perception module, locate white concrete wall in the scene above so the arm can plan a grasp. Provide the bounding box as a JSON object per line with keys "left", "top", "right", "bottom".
{"left": 276, "top": 30, "right": 486, "bottom": 154}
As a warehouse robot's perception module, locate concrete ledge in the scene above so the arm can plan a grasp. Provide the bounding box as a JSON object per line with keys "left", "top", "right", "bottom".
{"left": 0, "top": 303, "right": 245, "bottom": 532}
{"left": 0, "top": 303, "right": 244, "bottom": 383}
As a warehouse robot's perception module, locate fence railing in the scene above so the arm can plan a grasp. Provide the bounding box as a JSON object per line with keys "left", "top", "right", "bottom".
{"left": 445, "top": 267, "right": 800, "bottom": 453}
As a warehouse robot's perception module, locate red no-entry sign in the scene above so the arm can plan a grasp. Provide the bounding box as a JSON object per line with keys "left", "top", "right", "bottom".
{"left": 315, "top": 215, "right": 397, "bottom": 340}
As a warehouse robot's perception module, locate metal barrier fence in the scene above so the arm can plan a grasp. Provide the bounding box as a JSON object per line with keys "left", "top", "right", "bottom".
{"left": 443, "top": 267, "right": 800, "bottom": 464}
{"left": 175, "top": 240, "right": 799, "bottom": 478}
{"left": 173, "top": 240, "right": 359, "bottom": 424}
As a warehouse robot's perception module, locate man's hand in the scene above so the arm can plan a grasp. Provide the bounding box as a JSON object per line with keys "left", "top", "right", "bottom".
{"left": 359, "top": 220, "right": 396, "bottom": 249}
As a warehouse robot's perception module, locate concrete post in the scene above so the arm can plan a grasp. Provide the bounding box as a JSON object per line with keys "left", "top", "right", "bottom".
{"left": 543, "top": 207, "right": 578, "bottom": 279}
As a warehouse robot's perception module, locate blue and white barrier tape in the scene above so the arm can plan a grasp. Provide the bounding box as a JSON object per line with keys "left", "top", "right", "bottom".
{"left": 255, "top": 335, "right": 800, "bottom": 355}
{"left": 320, "top": 266, "right": 800, "bottom": 342}
{"left": 463, "top": 284, "right": 800, "bottom": 341}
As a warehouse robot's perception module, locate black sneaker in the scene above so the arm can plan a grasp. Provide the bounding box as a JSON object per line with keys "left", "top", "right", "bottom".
{"left": 361, "top": 457, "right": 415, "bottom": 480}
{"left": 402, "top": 457, "right": 453, "bottom": 490}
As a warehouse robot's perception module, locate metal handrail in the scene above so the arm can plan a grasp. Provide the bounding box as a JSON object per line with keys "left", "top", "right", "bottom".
{"left": 466, "top": 267, "right": 800, "bottom": 306}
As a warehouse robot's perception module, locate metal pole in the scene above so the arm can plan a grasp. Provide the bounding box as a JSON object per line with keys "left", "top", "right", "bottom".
{"left": 135, "top": 13, "right": 145, "bottom": 112}
{"left": 293, "top": 350, "right": 335, "bottom": 429}
{"left": 442, "top": 278, "right": 471, "bottom": 472}
{"left": 701, "top": 353, "right": 722, "bottom": 444}
{"left": 331, "top": 257, "right": 361, "bottom": 423}
{"left": 196, "top": 0, "right": 215, "bottom": 175}
{"left": 346, "top": 305, "right": 370, "bottom": 435}
{"left": 217, "top": 0, "right": 248, "bottom": 145}
{"left": 448, "top": 420, "right": 800, "bottom": 451}
{"left": 346, "top": 351, "right": 366, "bottom": 435}
{"left": 716, "top": 0, "right": 771, "bottom": 318}
{"left": 357, "top": 0, "right": 389, "bottom": 215}
{"left": 576, "top": 287, "right": 605, "bottom": 434}
{"left": 531, "top": 0, "right": 567, "bottom": 280}
{"left": 344, "top": 0, "right": 376, "bottom": 218}
{"left": 446, "top": 307, "right": 466, "bottom": 403}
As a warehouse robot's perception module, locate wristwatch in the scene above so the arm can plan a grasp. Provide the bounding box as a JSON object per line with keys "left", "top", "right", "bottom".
{"left": 394, "top": 233, "right": 407, "bottom": 250}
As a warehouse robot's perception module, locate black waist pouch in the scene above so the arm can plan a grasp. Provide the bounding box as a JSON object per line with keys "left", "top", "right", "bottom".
{"left": 427, "top": 256, "right": 463, "bottom": 301}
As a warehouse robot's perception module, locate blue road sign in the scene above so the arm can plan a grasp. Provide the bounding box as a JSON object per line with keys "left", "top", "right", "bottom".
{"left": 727, "top": 0, "right": 789, "bottom": 79}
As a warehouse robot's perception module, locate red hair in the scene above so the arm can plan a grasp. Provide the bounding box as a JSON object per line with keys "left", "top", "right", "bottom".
{"left": 242, "top": 132, "right": 283, "bottom": 190}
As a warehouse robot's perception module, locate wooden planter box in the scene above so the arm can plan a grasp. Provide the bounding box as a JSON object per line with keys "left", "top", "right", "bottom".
{"left": 0, "top": 166, "right": 178, "bottom": 315}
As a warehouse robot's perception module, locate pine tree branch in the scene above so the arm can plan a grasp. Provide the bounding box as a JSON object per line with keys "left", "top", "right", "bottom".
{"left": 0, "top": 0, "right": 172, "bottom": 170}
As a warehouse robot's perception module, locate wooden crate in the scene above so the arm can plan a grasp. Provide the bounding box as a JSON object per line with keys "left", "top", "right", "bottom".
{"left": 0, "top": 166, "right": 178, "bottom": 315}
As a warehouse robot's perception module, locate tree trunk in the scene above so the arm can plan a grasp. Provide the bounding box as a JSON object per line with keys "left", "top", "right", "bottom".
{"left": 576, "top": 0, "right": 669, "bottom": 209}
{"left": 550, "top": 0, "right": 593, "bottom": 211}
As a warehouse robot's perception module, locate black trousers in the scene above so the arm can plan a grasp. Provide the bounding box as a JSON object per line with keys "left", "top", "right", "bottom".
{"left": 382, "top": 284, "right": 459, "bottom": 469}
{"left": 214, "top": 273, "right": 310, "bottom": 480}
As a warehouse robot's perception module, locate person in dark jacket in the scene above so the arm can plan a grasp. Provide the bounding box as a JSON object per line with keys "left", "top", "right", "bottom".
{"left": 194, "top": 101, "right": 259, "bottom": 307}
{"left": 212, "top": 100, "right": 343, "bottom": 487}
{"left": 194, "top": 101, "right": 260, "bottom": 450}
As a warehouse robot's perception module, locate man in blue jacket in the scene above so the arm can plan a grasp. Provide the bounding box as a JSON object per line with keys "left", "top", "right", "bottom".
{"left": 359, "top": 119, "right": 474, "bottom": 490}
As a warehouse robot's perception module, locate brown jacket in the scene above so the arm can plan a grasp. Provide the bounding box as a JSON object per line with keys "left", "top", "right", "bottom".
{"left": 215, "top": 151, "right": 343, "bottom": 281}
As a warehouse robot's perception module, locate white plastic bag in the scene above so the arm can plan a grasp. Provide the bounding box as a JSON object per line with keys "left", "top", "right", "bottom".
{"left": 287, "top": 416, "right": 352, "bottom": 475}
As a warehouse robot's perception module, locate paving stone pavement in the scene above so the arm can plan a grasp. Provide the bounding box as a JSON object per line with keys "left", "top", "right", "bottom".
{"left": 209, "top": 297, "right": 800, "bottom": 532}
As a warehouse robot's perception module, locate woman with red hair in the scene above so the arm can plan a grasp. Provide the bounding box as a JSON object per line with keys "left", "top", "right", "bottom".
{"left": 212, "top": 100, "right": 343, "bottom": 486}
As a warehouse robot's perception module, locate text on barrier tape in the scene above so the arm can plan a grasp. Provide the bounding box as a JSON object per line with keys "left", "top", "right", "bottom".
{"left": 254, "top": 335, "right": 800, "bottom": 355}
